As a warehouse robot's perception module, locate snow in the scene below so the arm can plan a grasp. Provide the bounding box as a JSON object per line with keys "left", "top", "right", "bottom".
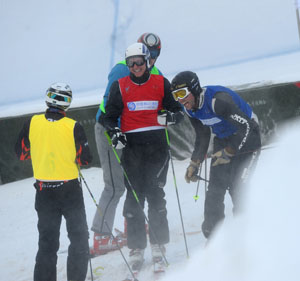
{"left": 1, "top": 0, "right": 300, "bottom": 280}
{"left": 163, "top": 121, "right": 300, "bottom": 281}
{"left": 1, "top": 50, "right": 300, "bottom": 118}
{"left": 2, "top": 123, "right": 300, "bottom": 281}
{"left": 1, "top": 0, "right": 300, "bottom": 110}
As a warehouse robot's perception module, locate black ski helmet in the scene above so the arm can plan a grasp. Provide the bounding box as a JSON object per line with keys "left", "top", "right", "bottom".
{"left": 171, "top": 71, "right": 202, "bottom": 98}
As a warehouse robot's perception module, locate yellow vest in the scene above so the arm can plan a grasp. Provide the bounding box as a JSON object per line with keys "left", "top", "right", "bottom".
{"left": 29, "top": 114, "right": 78, "bottom": 181}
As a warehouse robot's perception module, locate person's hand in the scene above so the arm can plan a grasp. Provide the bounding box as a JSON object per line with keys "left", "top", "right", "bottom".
{"left": 211, "top": 148, "right": 234, "bottom": 166}
{"left": 108, "top": 127, "right": 127, "bottom": 149}
{"left": 185, "top": 160, "right": 200, "bottom": 183}
{"left": 157, "top": 110, "right": 176, "bottom": 126}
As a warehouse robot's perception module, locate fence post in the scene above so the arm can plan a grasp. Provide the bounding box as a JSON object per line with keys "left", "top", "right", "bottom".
{"left": 109, "top": 0, "right": 120, "bottom": 69}
{"left": 296, "top": 0, "right": 300, "bottom": 43}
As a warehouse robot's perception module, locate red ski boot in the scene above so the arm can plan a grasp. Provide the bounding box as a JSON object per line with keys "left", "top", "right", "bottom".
{"left": 90, "top": 232, "right": 126, "bottom": 257}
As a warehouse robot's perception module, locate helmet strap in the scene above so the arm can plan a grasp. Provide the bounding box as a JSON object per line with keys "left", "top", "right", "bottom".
{"left": 192, "top": 89, "right": 204, "bottom": 111}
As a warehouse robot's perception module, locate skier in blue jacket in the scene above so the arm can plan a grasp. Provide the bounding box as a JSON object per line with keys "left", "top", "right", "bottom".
{"left": 171, "top": 71, "right": 261, "bottom": 239}
{"left": 91, "top": 33, "right": 163, "bottom": 256}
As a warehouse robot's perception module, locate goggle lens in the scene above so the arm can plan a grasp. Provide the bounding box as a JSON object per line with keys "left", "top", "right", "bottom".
{"left": 47, "top": 92, "right": 71, "bottom": 103}
{"left": 149, "top": 49, "right": 159, "bottom": 59}
{"left": 126, "top": 57, "right": 146, "bottom": 67}
{"left": 172, "top": 87, "right": 190, "bottom": 101}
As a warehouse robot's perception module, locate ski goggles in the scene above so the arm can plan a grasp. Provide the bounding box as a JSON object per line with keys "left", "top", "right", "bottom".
{"left": 126, "top": 57, "right": 146, "bottom": 67}
{"left": 172, "top": 87, "right": 190, "bottom": 101}
{"left": 149, "top": 49, "right": 160, "bottom": 59}
{"left": 47, "top": 92, "right": 72, "bottom": 103}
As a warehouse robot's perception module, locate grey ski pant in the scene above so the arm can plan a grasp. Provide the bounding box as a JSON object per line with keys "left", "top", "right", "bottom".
{"left": 91, "top": 122, "right": 126, "bottom": 234}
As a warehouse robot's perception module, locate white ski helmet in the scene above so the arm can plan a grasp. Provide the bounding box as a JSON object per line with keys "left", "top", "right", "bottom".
{"left": 45, "top": 82, "right": 72, "bottom": 111}
{"left": 125, "top": 42, "right": 151, "bottom": 68}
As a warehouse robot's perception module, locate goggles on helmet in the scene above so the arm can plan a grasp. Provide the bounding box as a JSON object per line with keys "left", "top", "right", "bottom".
{"left": 47, "top": 92, "right": 72, "bottom": 103}
{"left": 126, "top": 56, "right": 146, "bottom": 67}
{"left": 172, "top": 87, "right": 190, "bottom": 101}
{"left": 149, "top": 49, "right": 160, "bottom": 59}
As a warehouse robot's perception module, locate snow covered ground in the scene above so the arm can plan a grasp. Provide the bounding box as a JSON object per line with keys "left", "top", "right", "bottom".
{"left": 1, "top": 121, "right": 300, "bottom": 281}
{"left": 0, "top": 155, "right": 208, "bottom": 281}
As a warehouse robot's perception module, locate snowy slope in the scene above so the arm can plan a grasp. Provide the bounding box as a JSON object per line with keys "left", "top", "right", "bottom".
{"left": 0, "top": 159, "right": 211, "bottom": 281}
{"left": 1, "top": 50, "right": 300, "bottom": 118}
{"left": 2, "top": 122, "right": 300, "bottom": 281}
{"left": 0, "top": 0, "right": 299, "bottom": 106}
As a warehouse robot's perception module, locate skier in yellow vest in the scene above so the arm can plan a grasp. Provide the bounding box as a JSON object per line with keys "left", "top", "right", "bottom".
{"left": 15, "top": 82, "right": 92, "bottom": 281}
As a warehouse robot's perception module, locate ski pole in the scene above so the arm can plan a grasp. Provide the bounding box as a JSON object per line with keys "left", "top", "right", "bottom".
{"left": 89, "top": 258, "right": 94, "bottom": 281}
{"left": 206, "top": 144, "right": 273, "bottom": 159}
{"left": 105, "top": 132, "right": 169, "bottom": 267}
{"left": 205, "top": 157, "right": 208, "bottom": 195}
{"left": 192, "top": 145, "right": 270, "bottom": 186}
{"left": 165, "top": 128, "right": 189, "bottom": 259}
{"left": 193, "top": 162, "right": 203, "bottom": 202}
{"left": 77, "top": 166, "right": 138, "bottom": 281}
{"left": 78, "top": 176, "right": 94, "bottom": 281}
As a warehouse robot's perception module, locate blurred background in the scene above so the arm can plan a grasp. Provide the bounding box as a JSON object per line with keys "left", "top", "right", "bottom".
{"left": 1, "top": 0, "right": 299, "bottom": 106}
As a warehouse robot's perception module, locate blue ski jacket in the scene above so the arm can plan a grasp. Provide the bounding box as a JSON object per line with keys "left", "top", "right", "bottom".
{"left": 184, "top": 85, "right": 252, "bottom": 138}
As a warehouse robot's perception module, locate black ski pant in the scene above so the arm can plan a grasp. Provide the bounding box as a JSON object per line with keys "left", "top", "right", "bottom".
{"left": 33, "top": 179, "right": 89, "bottom": 281}
{"left": 122, "top": 141, "right": 170, "bottom": 249}
{"left": 202, "top": 132, "right": 261, "bottom": 239}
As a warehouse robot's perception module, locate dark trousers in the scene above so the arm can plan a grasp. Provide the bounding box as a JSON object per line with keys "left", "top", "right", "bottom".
{"left": 122, "top": 141, "right": 170, "bottom": 249}
{"left": 202, "top": 130, "right": 261, "bottom": 238}
{"left": 33, "top": 179, "right": 89, "bottom": 281}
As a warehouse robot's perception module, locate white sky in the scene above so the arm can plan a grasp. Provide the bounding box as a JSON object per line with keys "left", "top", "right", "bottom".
{"left": 0, "top": 0, "right": 299, "bottom": 107}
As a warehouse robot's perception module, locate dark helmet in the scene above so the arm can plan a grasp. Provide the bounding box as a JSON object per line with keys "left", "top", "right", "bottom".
{"left": 137, "top": 33, "right": 161, "bottom": 59}
{"left": 171, "top": 71, "right": 202, "bottom": 98}
{"left": 45, "top": 82, "right": 72, "bottom": 111}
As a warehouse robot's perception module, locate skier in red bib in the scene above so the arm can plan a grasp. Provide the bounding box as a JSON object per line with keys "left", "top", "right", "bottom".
{"left": 103, "top": 42, "right": 183, "bottom": 270}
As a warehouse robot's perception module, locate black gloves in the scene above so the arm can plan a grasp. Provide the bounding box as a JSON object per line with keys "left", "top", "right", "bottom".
{"left": 157, "top": 110, "right": 177, "bottom": 126}
{"left": 107, "top": 127, "right": 127, "bottom": 149}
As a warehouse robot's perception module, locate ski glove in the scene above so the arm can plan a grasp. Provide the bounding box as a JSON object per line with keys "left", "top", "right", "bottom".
{"left": 107, "top": 127, "right": 127, "bottom": 149}
{"left": 185, "top": 160, "right": 201, "bottom": 183}
{"left": 211, "top": 148, "right": 234, "bottom": 167}
{"left": 157, "top": 110, "right": 176, "bottom": 126}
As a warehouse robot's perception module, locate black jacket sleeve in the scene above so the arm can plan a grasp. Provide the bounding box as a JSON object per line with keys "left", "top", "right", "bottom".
{"left": 189, "top": 117, "right": 211, "bottom": 163}
{"left": 15, "top": 118, "right": 32, "bottom": 160}
{"left": 213, "top": 91, "right": 257, "bottom": 153}
{"left": 74, "top": 122, "right": 93, "bottom": 166}
{"left": 103, "top": 80, "right": 123, "bottom": 131}
{"left": 162, "top": 78, "right": 184, "bottom": 123}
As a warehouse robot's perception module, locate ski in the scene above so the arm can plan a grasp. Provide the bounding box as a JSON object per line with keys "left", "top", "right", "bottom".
{"left": 184, "top": 230, "right": 202, "bottom": 235}
{"left": 153, "top": 259, "right": 166, "bottom": 281}
{"left": 122, "top": 260, "right": 144, "bottom": 281}
{"left": 122, "top": 272, "right": 139, "bottom": 281}
{"left": 153, "top": 258, "right": 166, "bottom": 274}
